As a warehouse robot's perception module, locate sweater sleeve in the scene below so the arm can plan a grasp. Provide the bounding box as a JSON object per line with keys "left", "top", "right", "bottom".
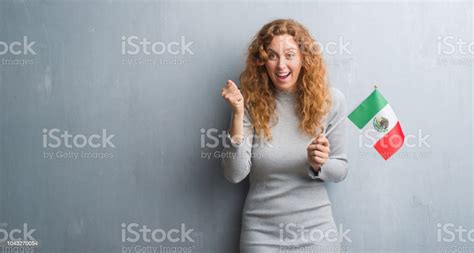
{"left": 308, "top": 88, "right": 349, "bottom": 183}
{"left": 221, "top": 108, "right": 255, "bottom": 183}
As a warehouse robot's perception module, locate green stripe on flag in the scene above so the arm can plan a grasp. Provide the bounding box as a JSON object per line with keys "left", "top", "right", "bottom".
{"left": 348, "top": 89, "right": 388, "bottom": 129}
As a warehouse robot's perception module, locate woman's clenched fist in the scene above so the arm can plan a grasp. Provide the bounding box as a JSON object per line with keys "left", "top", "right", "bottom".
{"left": 307, "top": 134, "right": 330, "bottom": 172}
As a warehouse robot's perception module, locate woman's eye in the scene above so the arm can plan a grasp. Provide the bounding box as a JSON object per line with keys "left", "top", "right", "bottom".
{"left": 268, "top": 53, "right": 277, "bottom": 60}
{"left": 286, "top": 53, "right": 295, "bottom": 59}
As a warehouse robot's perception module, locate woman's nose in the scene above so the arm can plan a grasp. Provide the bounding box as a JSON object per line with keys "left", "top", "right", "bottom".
{"left": 277, "top": 58, "right": 287, "bottom": 69}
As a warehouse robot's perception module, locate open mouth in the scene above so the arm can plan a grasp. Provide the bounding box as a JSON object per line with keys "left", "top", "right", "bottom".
{"left": 276, "top": 72, "right": 291, "bottom": 81}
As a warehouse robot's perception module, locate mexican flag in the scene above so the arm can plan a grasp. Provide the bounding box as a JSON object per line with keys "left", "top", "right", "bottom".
{"left": 348, "top": 89, "right": 405, "bottom": 160}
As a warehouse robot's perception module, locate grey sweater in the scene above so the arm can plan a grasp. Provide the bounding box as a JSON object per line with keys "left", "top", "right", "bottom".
{"left": 221, "top": 87, "right": 348, "bottom": 252}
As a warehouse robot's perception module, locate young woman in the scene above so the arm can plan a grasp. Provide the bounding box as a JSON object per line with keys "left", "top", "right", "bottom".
{"left": 221, "top": 19, "right": 348, "bottom": 253}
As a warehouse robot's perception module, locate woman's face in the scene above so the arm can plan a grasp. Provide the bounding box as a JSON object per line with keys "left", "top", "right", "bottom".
{"left": 264, "top": 34, "right": 302, "bottom": 92}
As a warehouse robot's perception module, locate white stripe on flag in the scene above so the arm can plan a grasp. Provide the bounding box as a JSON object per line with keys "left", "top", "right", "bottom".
{"left": 362, "top": 104, "right": 399, "bottom": 140}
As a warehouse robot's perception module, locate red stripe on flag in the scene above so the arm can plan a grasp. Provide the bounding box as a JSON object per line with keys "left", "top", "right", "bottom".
{"left": 373, "top": 122, "right": 405, "bottom": 160}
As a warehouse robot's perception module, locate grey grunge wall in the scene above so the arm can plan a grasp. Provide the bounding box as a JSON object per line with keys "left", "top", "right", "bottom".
{"left": 0, "top": 1, "right": 473, "bottom": 253}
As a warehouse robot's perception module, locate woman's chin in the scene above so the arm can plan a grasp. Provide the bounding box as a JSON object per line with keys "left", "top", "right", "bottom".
{"left": 273, "top": 82, "right": 297, "bottom": 92}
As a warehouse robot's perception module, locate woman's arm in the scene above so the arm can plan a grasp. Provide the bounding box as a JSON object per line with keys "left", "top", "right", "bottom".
{"left": 308, "top": 88, "right": 349, "bottom": 182}
{"left": 221, "top": 108, "right": 254, "bottom": 183}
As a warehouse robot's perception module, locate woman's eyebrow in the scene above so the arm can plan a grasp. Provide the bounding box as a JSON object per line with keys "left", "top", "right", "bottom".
{"left": 266, "top": 47, "right": 297, "bottom": 53}
{"left": 266, "top": 48, "right": 278, "bottom": 53}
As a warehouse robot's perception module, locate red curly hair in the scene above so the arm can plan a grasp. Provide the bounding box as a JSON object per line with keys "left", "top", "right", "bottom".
{"left": 240, "top": 18, "right": 332, "bottom": 141}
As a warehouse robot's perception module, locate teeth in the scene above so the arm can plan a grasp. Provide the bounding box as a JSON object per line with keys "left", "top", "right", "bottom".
{"left": 277, "top": 72, "right": 290, "bottom": 77}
